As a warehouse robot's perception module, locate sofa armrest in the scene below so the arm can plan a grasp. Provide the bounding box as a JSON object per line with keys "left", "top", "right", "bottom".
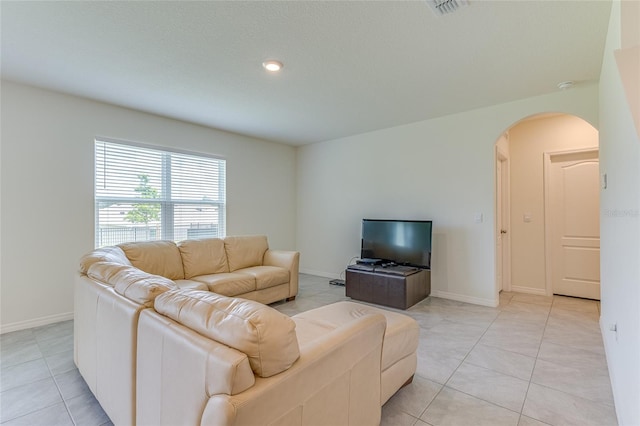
{"left": 263, "top": 250, "right": 300, "bottom": 298}
{"left": 202, "top": 313, "right": 386, "bottom": 426}
{"left": 74, "top": 275, "right": 144, "bottom": 426}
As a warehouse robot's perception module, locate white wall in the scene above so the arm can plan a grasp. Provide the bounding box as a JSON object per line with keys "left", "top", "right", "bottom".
{"left": 0, "top": 80, "right": 297, "bottom": 331}
{"left": 508, "top": 114, "right": 598, "bottom": 294}
{"left": 297, "top": 84, "right": 599, "bottom": 307}
{"left": 598, "top": 1, "right": 640, "bottom": 424}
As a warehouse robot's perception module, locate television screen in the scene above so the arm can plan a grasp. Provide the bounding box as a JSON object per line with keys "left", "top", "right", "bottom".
{"left": 361, "top": 219, "right": 432, "bottom": 269}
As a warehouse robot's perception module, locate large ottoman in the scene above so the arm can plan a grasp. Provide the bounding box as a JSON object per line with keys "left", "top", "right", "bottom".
{"left": 293, "top": 301, "right": 420, "bottom": 404}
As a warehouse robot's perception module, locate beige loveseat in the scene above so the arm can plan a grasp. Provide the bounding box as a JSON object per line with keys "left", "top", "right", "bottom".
{"left": 97, "top": 235, "right": 299, "bottom": 303}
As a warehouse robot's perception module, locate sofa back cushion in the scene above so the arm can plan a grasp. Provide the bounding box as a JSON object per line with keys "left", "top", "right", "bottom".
{"left": 177, "top": 238, "right": 229, "bottom": 279}
{"left": 118, "top": 240, "right": 185, "bottom": 280}
{"left": 79, "top": 246, "right": 131, "bottom": 274}
{"left": 224, "top": 235, "right": 268, "bottom": 272}
{"left": 87, "top": 262, "right": 175, "bottom": 307}
{"left": 154, "top": 290, "right": 300, "bottom": 377}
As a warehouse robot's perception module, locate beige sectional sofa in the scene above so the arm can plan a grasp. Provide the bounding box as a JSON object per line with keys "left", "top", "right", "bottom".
{"left": 74, "top": 235, "right": 419, "bottom": 425}
{"left": 75, "top": 235, "right": 299, "bottom": 425}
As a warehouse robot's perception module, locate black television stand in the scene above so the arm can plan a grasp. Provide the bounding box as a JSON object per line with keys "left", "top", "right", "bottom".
{"left": 345, "top": 265, "right": 431, "bottom": 310}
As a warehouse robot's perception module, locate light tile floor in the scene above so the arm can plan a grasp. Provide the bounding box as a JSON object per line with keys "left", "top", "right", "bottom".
{"left": 0, "top": 274, "right": 617, "bottom": 426}
{"left": 0, "top": 320, "right": 111, "bottom": 426}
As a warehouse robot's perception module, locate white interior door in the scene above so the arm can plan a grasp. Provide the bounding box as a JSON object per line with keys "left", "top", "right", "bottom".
{"left": 546, "top": 149, "right": 600, "bottom": 300}
{"left": 496, "top": 155, "right": 510, "bottom": 292}
{"left": 497, "top": 158, "right": 504, "bottom": 291}
{"left": 500, "top": 157, "right": 510, "bottom": 291}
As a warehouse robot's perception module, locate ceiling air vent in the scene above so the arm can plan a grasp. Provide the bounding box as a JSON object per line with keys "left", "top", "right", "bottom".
{"left": 427, "top": 0, "right": 469, "bottom": 15}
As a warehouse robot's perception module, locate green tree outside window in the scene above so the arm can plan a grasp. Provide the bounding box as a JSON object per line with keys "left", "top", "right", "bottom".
{"left": 126, "top": 174, "right": 160, "bottom": 226}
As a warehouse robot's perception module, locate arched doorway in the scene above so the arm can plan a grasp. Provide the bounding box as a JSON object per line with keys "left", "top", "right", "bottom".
{"left": 495, "top": 113, "right": 600, "bottom": 299}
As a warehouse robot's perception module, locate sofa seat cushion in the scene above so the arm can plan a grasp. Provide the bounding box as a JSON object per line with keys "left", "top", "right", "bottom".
{"left": 87, "top": 262, "right": 175, "bottom": 307}
{"left": 224, "top": 235, "right": 268, "bottom": 272}
{"left": 177, "top": 238, "right": 229, "bottom": 278}
{"left": 154, "top": 290, "right": 300, "bottom": 377}
{"left": 118, "top": 240, "right": 185, "bottom": 280}
{"left": 191, "top": 273, "right": 256, "bottom": 297}
{"left": 293, "top": 301, "right": 419, "bottom": 372}
{"left": 237, "top": 266, "right": 289, "bottom": 290}
{"left": 79, "top": 246, "right": 131, "bottom": 274}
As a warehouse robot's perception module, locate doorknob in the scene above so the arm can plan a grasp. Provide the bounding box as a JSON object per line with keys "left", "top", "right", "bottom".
{"left": 501, "top": 230, "right": 507, "bottom": 234}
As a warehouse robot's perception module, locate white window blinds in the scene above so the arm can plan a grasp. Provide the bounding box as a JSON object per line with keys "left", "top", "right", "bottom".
{"left": 95, "top": 139, "right": 226, "bottom": 247}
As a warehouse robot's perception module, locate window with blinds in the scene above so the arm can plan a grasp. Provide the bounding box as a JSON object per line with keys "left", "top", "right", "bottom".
{"left": 95, "top": 139, "right": 226, "bottom": 247}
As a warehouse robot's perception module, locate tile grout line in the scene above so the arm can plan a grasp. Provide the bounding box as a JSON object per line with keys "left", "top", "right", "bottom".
{"left": 415, "top": 297, "right": 506, "bottom": 422}
{"left": 529, "top": 297, "right": 612, "bottom": 413}
{"left": 257, "top": 289, "right": 609, "bottom": 426}
{"left": 0, "top": 343, "right": 69, "bottom": 425}
{"left": 516, "top": 295, "right": 554, "bottom": 425}
{"left": 441, "top": 294, "right": 553, "bottom": 424}
{"left": 39, "top": 330, "right": 78, "bottom": 426}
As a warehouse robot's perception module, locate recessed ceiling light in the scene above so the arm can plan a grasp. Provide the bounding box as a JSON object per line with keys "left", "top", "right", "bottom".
{"left": 262, "top": 60, "right": 283, "bottom": 72}
{"left": 557, "top": 81, "right": 575, "bottom": 90}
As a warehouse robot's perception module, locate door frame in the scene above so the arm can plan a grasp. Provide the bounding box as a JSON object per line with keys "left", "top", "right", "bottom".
{"left": 543, "top": 147, "right": 600, "bottom": 296}
{"left": 495, "top": 145, "right": 511, "bottom": 293}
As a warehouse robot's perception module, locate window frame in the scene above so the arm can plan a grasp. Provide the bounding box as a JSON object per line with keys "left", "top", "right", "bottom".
{"left": 94, "top": 137, "right": 226, "bottom": 247}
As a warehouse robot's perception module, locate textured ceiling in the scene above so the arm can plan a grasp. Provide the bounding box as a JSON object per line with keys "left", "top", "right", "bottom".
{"left": 1, "top": 1, "right": 612, "bottom": 145}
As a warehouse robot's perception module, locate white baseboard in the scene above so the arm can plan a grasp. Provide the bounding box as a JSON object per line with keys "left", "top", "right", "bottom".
{"left": 430, "top": 290, "right": 498, "bottom": 308}
{"left": 299, "top": 269, "right": 341, "bottom": 280}
{"left": 1, "top": 312, "right": 74, "bottom": 334}
{"left": 510, "top": 285, "right": 548, "bottom": 296}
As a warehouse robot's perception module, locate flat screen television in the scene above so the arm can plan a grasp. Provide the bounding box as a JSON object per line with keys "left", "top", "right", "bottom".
{"left": 361, "top": 219, "right": 432, "bottom": 269}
